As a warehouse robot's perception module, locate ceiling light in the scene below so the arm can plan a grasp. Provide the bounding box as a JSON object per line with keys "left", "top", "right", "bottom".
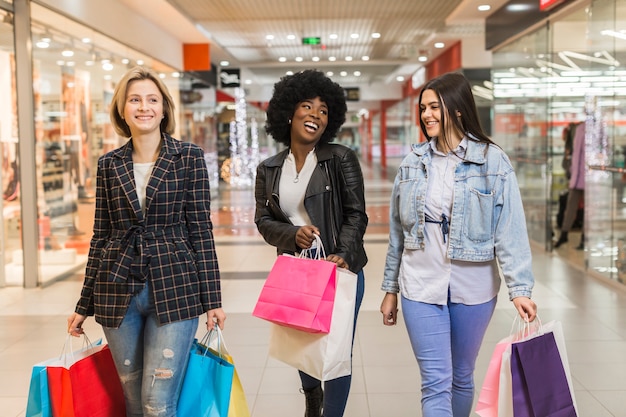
{"left": 245, "top": 79, "right": 252, "bottom": 85}
{"left": 340, "top": 71, "right": 348, "bottom": 76}
{"left": 396, "top": 76, "right": 405, "bottom": 82}
{"left": 329, "top": 34, "right": 338, "bottom": 40}
{"left": 434, "top": 42, "right": 445, "bottom": 49}
{"left": 102, "top": 62, "right": 113, "bottom": 71}
{"left": 286, "top": 71, "right": 294, "bottom": 75}
{"left": 354, "top": 71, "right": 361, "bottom": 76}
{"left": 478, "top": 4, "right": 491, "bottom": 11}
{"left": 56, "top": 60, "right": 65, "bottom": 66}
{"left": 329, "top": 56, "right": 336, "bottom": 62}
{"left": 362, "top": 56, "right": 370, "bottom": 61}
{"left": 85, "top": 60, "right": 94, "bottom": 66}
{"left": 312, "top": 56, "right": 320, "bottom": 62}
{"left": 295, "top": 57, "right": 303, "bottom": 62}
{"left": 220, "top": 60, "right": 230, "bottom": 66}
{"left": 418, "top": 56, "right": 428, "bottom": 62}
{"left": 278, "top": 57, "right": 287, "bottom": 62}
{"left": 350, "top": 33, "right": 359, "bottom": 39}
{"left": 326, "top": 71, "right": 334, "bottom": 77}
{"left": 122, "top": 58, "right": 130, "bottom": 64}
{"left": 36, "top": 40, "right": 49, "bottom": 48}
{"left": 82, "top": 37, "right": 91, "bottom": 43}
{"left": 137, "top": 59, "right": 144, "bottom": 65}
{"left": 172, "top": 72, "right": 180, "bottom": 78}
{"left": 345, "top": 56, "right": 353, "bottom": 61}
{"left": 266, "top": 34, "right": 274, "bottom": 40}
{"left": 61, "top": 49, "right": 74, "bottom": 57}
{"left": 65, "top": 62, "right": 75, "bottom": 67}
{"left": 371, "top": 33, "right": 381, "bottom": 39}
{"left": 287, "top": 34, "right": 296, "bottom": 40}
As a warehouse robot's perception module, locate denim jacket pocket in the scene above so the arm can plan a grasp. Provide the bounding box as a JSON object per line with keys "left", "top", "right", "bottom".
{"left": 464, "top": 188, "right": 494, "bottom": 242}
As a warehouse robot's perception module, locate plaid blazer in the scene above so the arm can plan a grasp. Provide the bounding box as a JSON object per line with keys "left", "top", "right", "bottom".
{"left": 75, "top": 134, "right": 221, "bottom": 328}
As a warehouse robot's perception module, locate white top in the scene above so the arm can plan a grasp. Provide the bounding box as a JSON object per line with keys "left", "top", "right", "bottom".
{"left": 399, "top": 137, "right": 501, "bottom": 306}
{"left": 134, "top": 162, "right": 154, "bottom": 214}
{"left": 279, "top": 149, "right": 317, "bottom": 227}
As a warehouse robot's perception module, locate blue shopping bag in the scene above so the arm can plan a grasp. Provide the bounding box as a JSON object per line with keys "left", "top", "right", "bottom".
{"left": 25, "top": 365, "right": 51, "bottom": 417}
{"left": 25, "top": 337, "right": 103, "bottom": 417}
{"left": 178, "top": 331, "right": 235, "bottom": 417}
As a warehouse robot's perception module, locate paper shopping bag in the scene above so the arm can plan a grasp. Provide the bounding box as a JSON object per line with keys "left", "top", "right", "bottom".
{"left": 476, "top": 336, "right": 514, "bottom": 417}
{"left": 498, "top": 344, "right": 514, "bottom": 417}
{"left": 269, "top": 267, "right": 357, "bottom": 381}
{"left": 253, "top": 253, "right": 337, "bottom": 333}
{"left": 178, "top": 331, "right": 235, "bottom": 417}
{"left": 511, "top": 326, "right": 578, "bottom": 417}
{"left": 47, "top": 340, "right": 125, "bottom": 417}
{"left": 25, "top": 366, "right": 51, "bottom": 417}
{"left": 206, "top": 328, "right": 251, "bottom": 417}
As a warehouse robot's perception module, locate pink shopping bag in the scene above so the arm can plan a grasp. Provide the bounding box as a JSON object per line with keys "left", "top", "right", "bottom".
{"left": 253, "top": 253, "right": 337, "bottom": 333}
{"left": 476, "top": 336, "right": 514, "bottom": 417}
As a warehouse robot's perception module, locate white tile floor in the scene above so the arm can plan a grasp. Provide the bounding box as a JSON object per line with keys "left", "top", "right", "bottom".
{"left": 2, "top": 166, "right": 626, "bottom": 416}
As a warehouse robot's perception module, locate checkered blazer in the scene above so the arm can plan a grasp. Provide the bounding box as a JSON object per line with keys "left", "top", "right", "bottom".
{"left": 75, "top": 134, "right": 222, "bottom": 328}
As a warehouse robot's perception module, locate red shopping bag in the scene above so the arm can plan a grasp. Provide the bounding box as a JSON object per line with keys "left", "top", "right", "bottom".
{"left": 253, "top": 242, "right": 337, "bottom": 333}
{"left": 47, "top": 342, "right": 126, "bottom": 417}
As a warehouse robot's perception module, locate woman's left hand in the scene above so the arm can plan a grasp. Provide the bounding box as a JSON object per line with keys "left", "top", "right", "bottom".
{"left": 206, "top": 308, "right": 226, "bottom": 330}
{"left": 326, "top": 254, "right": 348, "bottom": 269}
{"left": 512, "top": 296, "right": 537, "bottom": 322}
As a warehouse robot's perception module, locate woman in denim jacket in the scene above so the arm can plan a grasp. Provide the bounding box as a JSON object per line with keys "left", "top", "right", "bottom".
{"left": 380, "top": 72, "right": 537, "bottom": 417}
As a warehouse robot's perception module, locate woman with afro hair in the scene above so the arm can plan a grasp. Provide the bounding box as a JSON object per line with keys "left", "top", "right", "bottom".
{"left": 255, "top": 69, "right": 368, "bottom": 417}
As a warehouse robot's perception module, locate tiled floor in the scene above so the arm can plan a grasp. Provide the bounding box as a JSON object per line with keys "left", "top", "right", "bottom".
{"left": 2, "top": 162, "right": 626, "bottom": 417}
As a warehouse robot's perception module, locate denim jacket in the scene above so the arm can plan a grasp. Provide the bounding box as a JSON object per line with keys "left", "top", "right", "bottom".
{"left": 382, "top": 138, "right": 534, "bottom": 301}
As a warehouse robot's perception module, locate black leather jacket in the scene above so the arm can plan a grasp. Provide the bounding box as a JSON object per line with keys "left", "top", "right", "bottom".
{"left": 254, "top": 142, "right": 368, "bottom": 273}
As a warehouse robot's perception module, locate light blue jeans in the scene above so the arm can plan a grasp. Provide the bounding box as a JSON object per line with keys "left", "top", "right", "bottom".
{"left": 300, "top": 269, "right": 365, "bottom": 417}
{"left": 401, "top": 294, "right": 497, "bottom": 417}
{"left": 103, "top": 283, "right": 198, "bottom": 417}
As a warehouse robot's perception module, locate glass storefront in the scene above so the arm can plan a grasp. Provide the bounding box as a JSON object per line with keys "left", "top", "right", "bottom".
{"left": 492, "top": 0, "right": 626, "bottom": 285}
{"left": 0, "top": 6, "right": 16, "bottom": 288}
{"left": 1, "top": 3, "right": 222, "bottom": 287}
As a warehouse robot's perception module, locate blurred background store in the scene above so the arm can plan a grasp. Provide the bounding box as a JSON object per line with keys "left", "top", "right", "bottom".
{"left": 1, "top": 0, "right": 626, "bottom": 293}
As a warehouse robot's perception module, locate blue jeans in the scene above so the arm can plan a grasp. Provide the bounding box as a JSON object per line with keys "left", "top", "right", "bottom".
{"left": 103, "top": 283, "right": 198, "bottom": 417}
{"left": 401, "top": 294, "right": 497, "bottom": 417}
{"left": 300, "top": 269, "right": 365, "bottom": 417}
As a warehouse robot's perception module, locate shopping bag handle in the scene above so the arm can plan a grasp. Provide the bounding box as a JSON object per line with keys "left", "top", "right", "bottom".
{"left": 510, "top": 314, "right": 543, "bottom": 342}
{"left": 58, "top": 333, "right": 95, "bottom": 366}
{"left": 198, "top": 328, "right": 226, "bottom": 359}
{"left": 299, "top": 234, "right": 326, "bottom": 260}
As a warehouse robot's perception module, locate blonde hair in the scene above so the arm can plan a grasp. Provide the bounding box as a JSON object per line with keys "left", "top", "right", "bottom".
{"left": 109, "top": 66, "right": 176, "bottom": 137}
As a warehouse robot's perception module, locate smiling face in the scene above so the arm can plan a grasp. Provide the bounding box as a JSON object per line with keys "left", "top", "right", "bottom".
{"left": 290, "top": 97, "right": 329, "bottom": 147}
{"left": 123, "top": 79, "right": 164, "bottom": 138}
{"left": 420, "top": 89, "right": 443, "bottom": 139}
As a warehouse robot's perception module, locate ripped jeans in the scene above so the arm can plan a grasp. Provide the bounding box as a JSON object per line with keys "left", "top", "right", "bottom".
{"left": 103, "top": 283, "right": 198, "bottom": 417}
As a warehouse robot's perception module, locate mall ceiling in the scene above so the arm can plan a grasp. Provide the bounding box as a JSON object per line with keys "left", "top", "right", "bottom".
{"left": 160, "top": 0, "right": 506, "bottom": 91}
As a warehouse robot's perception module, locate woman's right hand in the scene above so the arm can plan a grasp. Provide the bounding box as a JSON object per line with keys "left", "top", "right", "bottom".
{"left": 295, "top": 225, "right": 320, "bottom": 249}
{"left": 380, "top": 292, "right": 398, "bottom": 326}
{"left": 67, "top": 312, "right": 87, "bottom": 337}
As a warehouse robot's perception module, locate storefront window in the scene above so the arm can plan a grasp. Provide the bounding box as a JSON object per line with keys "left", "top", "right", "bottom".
{"left": 0, "top": 8, "right": 17, "bottom": 287}
{"left": 492, "top": 25, "right": 552, "bottom": 246}
{"left": 5, "top": 4, "right": 182, "bottom": 286}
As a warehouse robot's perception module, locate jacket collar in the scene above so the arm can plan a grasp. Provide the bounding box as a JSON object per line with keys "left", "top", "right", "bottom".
{"left": 413, "top": 135, "right": 488, "bottom": 165}
{"left": 263, "top": 142, "right": 335, "bottom": 168}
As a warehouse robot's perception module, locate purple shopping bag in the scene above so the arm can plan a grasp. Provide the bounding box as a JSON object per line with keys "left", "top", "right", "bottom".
{"left": 511, "top": 331, "right": 577, "bottom": 417}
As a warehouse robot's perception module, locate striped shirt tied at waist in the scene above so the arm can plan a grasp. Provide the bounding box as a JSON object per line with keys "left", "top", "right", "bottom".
{"left": 425, "top": 213, "right": 450, "bottom": 243}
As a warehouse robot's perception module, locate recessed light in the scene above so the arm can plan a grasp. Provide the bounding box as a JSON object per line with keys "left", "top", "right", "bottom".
{"left": 278, "top": 57, "right": 287, "bottom": 62}
{"left": 287, "top": 34, "right": 296, "bottom": 40}
{"left": 340, "top": 71, "right": 348, "bottom": 76}
{"left": 345, "top": 56, "right": 353, "bottom": 61}
{"left": 362, "top": 56, "right": 370, "bottom": 61}
{"left": 434, "top": 42, "right": 445, "bottom": 49}
{"left": 354, "top": 71, "right": 361, "bottom": 76}
{"left": 478, "top": 4, "right": 491, "bottom": 11}
{"left": 418, "top": 56, "right": 428, "bottom": 62}
{"left": 329, "top": 34, "right": 338, "bottom": 40}
{"left": 266, "top": 35, "right": 274, "bottom": 40}
{"left": 312, "top": 56, "right": 320, "bottom": 62}
{"left": 371, "top": 33, "right": 381, "bottom": 39}
{"left": 396, "top": 76, "right": 405, "bottom": 82}
{"left": 220, "top": 60, "right": 230, "bottom": 66}
{"left": 329, "top": 56, "right": 337, "bottom": 62}
{"left": 350, "top": 33, "right": 359, "bottom": 39}
{"left": 327, "top": 71, "right": 334, "bottom": 77}
{"left": 295, "top": 57, "right": 303, "bottom": 62}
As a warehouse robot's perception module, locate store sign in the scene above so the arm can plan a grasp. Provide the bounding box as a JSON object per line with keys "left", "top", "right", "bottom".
{"left": 539, "top": 0, "right": 565, "bottom": 11}
{"left": 220, "top": 68, "right": 240, "bottom": 88}
{"left": 302, "top": 37, "right": 321, "bottom": 45}
{"left": 345, "top": 87, "right": 360, "bottom": 101}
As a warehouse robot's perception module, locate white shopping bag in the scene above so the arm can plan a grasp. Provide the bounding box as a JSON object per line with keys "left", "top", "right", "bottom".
{"left": 268, "top": 267, "right": 357, "bottom": 381}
